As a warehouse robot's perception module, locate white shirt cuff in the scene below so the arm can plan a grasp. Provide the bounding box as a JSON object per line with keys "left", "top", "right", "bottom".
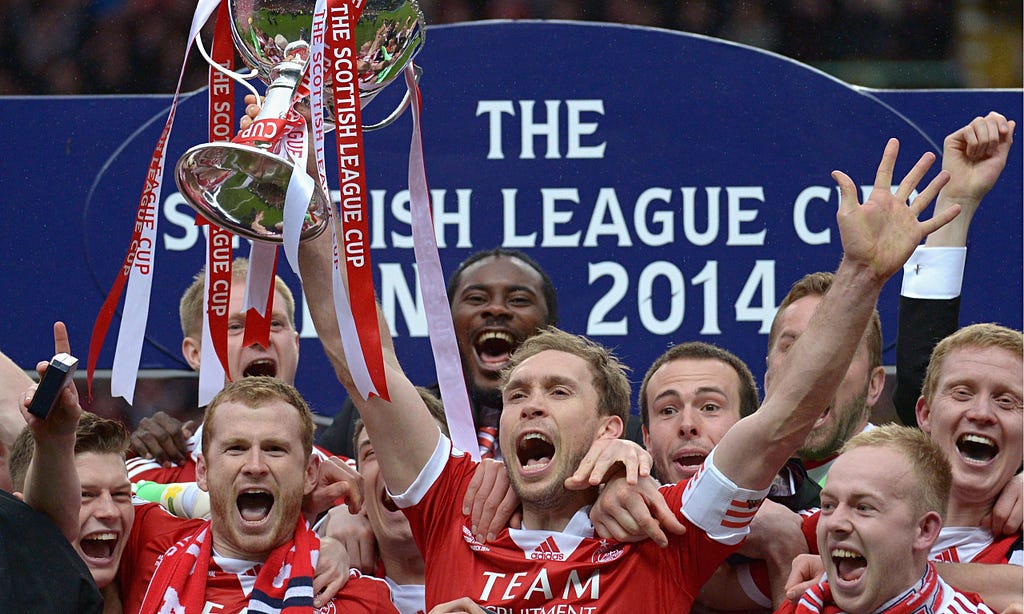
{"left": 901, "top": 247, "right": 966, "bottom": 299}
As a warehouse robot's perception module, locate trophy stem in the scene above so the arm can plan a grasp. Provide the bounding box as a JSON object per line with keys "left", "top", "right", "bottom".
{"left": 174, "top": 41, "right": 329, "bottom": 244}
{"left": 252, "top": 42, "right": 310, "bottom": 144}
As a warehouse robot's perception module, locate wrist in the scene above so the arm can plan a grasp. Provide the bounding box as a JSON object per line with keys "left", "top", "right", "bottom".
{"left": 934, "top": 192, "right": 982, "bottom": 212}
{"left": 924, "top": 213, "right": 972, "bottom": 247}
{"left": 837, "top": 255, "right": 891, "bottom": 290}
{"left": 31, "top": 430, "right": 77, "bottom": 449}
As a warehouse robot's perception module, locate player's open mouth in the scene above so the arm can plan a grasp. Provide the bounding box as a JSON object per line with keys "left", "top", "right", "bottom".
{"left": 830, "top": 547, "right": 867, "bottom": 584}
{"left": 673, "top": 452, "right": 707, "bottom": 475}
{"left": 79, "top": 531, "right": 120, "bottom": 563}
{"left": 237, "top": 489, "right": 275, "bottom": 524}
{"left": 516, "top": 432, "right": 555, "bottom": 474}
{"left": 473, "top": 330, "right": 517, "bottom": 373}
{"left": 956, "top": 433, "right": 998, "bottom": 464}
{"left": 243, "top": 359, "right": 278, "bottom": 378}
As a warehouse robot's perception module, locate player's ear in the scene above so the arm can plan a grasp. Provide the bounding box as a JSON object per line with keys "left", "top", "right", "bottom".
{"left": 866, "top": 365, "right": 886, "bottom": 407}
{"left": 597, "top": 414, "right": 623, "bottom": 440}
{"left": 196, "top": 454, "right": 209, "bottom": 492}
{"left": 642, "top": 425, "right": 651, "bottom": 450}
{"left": 915, "top": 396, "right": 932, "bottom": 434}
{"left": 303, "top": 453, "right": 320, "bottom": 496}
{"left": 914, "top": 510, "right": 942, "bottom": 553}
{"left": 182, "top": 336, "right": 202, "bottom": 371}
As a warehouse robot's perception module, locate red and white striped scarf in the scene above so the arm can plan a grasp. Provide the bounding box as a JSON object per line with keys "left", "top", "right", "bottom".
{"left": 139, "top": 516, "right": 317, "bottom": 613}
{"left": 794, "top": 564, "right": 943, "bottom": 614}
{"left": 781, "top": 563, "right": 995, "bottom": 614}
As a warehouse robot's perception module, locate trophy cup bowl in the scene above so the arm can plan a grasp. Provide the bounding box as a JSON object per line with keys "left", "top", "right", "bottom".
{"left": 175, "top": 0, "right": 424, "bottom": 243}
{"left": 231, "top": 0, "right": 425, "bottom": 126}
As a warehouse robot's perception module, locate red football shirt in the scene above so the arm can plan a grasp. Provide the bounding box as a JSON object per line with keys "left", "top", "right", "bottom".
{"left": 394, "top": 436, "right": 769, "bottom": 613}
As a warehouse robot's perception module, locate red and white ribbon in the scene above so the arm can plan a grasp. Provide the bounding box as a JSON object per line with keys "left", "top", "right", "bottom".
{"left": 403, "top": 65, "right": 478, "bottom": 459}
{"left": 294, "top": 0, "right": 388, "bottom": 402}
{"left": 198, "top": 227, "right": 229, "bottom": 405}
{"left": 328, "top": 0, "right": 390, "bottom": 401}
{"left": 89, "top": 0, "right": 222, "bottom": 402}
{"left": 242, "top": 241, "right": 279, "bottom": 349}
{"left": 197, "top": 0, "right": 236, "bottom": 405}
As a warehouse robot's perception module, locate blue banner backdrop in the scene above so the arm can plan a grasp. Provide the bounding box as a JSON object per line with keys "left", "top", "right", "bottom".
{"left": 1, "top": 21, "right": 1020, "bottom": 418}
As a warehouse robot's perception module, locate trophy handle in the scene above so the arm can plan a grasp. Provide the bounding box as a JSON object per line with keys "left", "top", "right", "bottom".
{"left": 363, "top": 64, "right": 424, "bottom": 132}
{"left": 194, "top": 33, "right": 265, "bottom": 107}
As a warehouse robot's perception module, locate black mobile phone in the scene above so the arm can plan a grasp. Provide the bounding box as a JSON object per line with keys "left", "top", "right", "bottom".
{"left": 27, "top": 353, "right": 79, "bottom": 419}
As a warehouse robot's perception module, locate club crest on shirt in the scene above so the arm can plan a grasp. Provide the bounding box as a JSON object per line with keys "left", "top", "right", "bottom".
{"left": 591, "top": 540, "right": 625, "bottom": 564}
{"left": 316, "top": 601, "right": 337, "bottom": 614}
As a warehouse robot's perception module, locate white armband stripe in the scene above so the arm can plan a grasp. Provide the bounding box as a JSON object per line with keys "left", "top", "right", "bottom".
{"left": 681, "top": 448, "right": 770, "bottom": 545}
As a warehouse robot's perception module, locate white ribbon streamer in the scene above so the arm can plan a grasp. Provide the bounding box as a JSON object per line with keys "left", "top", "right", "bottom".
{"left": 110, "top": 0, "right": 221, "bottom": 403}
{"left": 403, "top": 65, "right": 478, "bottom": 459}
{"left": 282, "top": 119, "right": 314, "bottom": 278}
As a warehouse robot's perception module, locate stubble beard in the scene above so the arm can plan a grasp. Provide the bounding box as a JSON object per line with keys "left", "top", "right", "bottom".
{"left": 798, "top": 388, "right": 869, "bottom": 462}
{"left": 509, "top": 443, "right": 588, "bottom": 512}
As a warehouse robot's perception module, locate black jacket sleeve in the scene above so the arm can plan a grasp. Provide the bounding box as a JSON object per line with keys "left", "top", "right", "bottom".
{"left": 893, "top": 295, "right": 960, "bottom": 427}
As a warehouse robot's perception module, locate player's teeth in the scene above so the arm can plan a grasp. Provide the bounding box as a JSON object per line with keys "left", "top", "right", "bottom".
{"left": 831, "top": 549, "right": 861, "bottom": 559}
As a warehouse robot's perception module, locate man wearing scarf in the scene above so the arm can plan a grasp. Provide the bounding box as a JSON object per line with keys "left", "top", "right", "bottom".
{"left": 779, "top": 425, "right": 996, "bottom": 614}
{"left": 131, "top": 377, "right": 397, "bottom": 613}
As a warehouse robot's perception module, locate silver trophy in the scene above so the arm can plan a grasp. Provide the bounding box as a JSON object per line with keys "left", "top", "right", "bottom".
{"left": 175, "top": 0, "right": 424, "bottom": 242}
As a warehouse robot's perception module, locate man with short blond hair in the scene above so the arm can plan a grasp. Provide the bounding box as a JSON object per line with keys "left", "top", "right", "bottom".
{"left": 781, "top": 425, "right": 995, "bottom": 614}
{"left": 912, "top": 323, "right": 1023, "bottom": 607}
{"left": 25, "top": 373, "right": 396, "bottom": 613}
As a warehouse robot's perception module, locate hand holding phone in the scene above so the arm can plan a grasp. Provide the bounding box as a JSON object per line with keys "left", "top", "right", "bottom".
{"left": 28, "top": 353, "right": 79, "bottom": 420}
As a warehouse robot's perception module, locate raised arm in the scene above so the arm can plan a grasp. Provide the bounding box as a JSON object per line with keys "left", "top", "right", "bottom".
{"left": 894, "top": 112, "right": 1016, "bottom": 425}
{"left": 298, "top": 225, "right": 441, "bottom": 493}
{"left": 714, "top": 139, "right": 959, "bottom": 490}
{"left": 926, "top": 111, "right": 1014, "bottom": 248}
{"left": 20, "top": 322, "right": 82, "bottom": 540}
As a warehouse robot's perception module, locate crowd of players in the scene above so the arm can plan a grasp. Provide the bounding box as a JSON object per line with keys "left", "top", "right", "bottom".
{"left": 0, "top": 111, "right": 1020, "bottom": 614}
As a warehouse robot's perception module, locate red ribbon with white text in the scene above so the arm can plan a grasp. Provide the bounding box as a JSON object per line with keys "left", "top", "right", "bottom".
{"left": 319, "top": 0, "right": 390, "bottom": 401}
{"left": 197, "top": 0, "right": 235, "bottom": 404}
{"left": 88, "top": 0, "right": 222, "bottom": 402}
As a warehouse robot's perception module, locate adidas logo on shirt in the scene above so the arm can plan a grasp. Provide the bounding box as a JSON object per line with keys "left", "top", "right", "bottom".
{"left": 530, "top": 536, "right": 565, "bottom": 561}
